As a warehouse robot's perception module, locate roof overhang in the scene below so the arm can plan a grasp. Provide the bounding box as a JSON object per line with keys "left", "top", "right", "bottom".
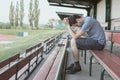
{"left": 56, "top": 12, "right": 83, "bottom": 20}
{"left": 48, "top": 0, "right": 101, "bottom": 9}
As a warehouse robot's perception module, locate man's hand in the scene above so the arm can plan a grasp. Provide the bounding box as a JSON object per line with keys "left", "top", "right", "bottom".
{"left": 63, "top": 17, "right": 84, "bottom": 39}
{"left": 63, "top": 18, "right": 70, "bottom": 27}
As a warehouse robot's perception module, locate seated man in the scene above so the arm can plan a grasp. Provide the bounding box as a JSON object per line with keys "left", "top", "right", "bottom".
{"left": 63, "top": 15, "right": 106, "bottom": 74}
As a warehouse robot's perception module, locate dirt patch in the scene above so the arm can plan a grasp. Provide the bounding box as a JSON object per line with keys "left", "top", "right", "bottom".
{"left": 0, "top": 35, "right": 13, "bottom": 41}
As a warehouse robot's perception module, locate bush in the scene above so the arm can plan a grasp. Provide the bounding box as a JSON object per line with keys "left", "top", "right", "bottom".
{"left": 0, "top": 22, "right": 11, "bottom": 29}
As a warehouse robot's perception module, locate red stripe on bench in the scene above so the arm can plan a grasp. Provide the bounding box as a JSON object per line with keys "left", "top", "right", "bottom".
{"left": 112, "top": 33, "right": 120, "bottom": 44}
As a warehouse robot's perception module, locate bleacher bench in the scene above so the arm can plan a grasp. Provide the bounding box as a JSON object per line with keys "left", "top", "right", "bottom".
{"left": 0, "top": 46, "right": 43, "bottom": 80}
{"left": 89, "top": 31, "right": 120, "bottom": 80}
{"left": 33, "top": 37, "right": 68, "bottom": 80}
{"left": 0, "top": 53, "right": 20, "bottom": 70}
{"left": 0, "top": 32, "right": 64, "bottom": 80}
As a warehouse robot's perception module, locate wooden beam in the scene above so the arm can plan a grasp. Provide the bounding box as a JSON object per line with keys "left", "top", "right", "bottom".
{"left": 49, "top": 3, "right": 89, "bottom": 9}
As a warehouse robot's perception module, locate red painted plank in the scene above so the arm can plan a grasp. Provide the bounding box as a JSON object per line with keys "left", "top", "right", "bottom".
{"left": 90, "top": 50, "right": 120, "bottom": 80}
{"left": 112, "top": 33, "right": 120, "bottom": 44}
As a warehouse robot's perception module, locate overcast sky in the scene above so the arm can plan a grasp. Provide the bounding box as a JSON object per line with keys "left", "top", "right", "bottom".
{"left": 0, "top": 0, "right": 87, "bottom": 24}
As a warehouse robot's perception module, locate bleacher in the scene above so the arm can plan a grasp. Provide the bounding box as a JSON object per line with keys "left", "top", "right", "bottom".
{"left": 0, "top": 32, "right": 66, "bottom": 80}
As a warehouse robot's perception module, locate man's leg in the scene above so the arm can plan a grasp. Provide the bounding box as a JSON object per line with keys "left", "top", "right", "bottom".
{"left": 66, "top": 38, "right": 81, "bottom": 74}
{"left": 71, "top": 38, "right": 79, "bottom": 62}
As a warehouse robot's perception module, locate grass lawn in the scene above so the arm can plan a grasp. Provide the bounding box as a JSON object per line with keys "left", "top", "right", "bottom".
{"left": 0, "top": 29, "right": 65, "bottom": 61}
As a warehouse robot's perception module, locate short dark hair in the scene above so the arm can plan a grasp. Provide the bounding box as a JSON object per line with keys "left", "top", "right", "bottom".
{"left": 68, "top": 15, "right": 82, "bottom": 26}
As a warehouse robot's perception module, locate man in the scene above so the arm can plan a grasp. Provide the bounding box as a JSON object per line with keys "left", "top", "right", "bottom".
{"left": 63, "top": 15, "right": 106, "bottom": 74}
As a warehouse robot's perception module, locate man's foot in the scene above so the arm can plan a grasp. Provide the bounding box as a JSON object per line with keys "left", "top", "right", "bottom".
{"left": 66, "top": 65, "right": 81, "bottom": 74}
{"left": 66, "top": 63, "right": 74, "bottom": 70}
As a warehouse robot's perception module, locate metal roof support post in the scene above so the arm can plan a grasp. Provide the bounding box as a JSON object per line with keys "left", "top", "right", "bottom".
{"left": 106, "top": 0, "right": 111, "bottom": 30}
{"left": 93, "top": 4, "right": 97, "bottom": 19}
{"left": 86, "top": 8, "right": 91, "bottom": 16}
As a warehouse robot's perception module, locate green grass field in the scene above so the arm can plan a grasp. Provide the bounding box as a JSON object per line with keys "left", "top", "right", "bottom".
{"left": 0, "top": 29, "right": 65, "bottom": 61}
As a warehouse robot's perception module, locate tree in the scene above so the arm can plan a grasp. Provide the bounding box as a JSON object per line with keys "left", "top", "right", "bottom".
{"left": 47, "top": 19, "right": 56, "bottom": 28}
{"left": 19, "top": 0, "right": 24, "bottom": 27}
{"left": 28, "top": 0, "right": 34, "bottom": 29}
{"left": 15, "top": 1, "right": 19, "bottom": 27}
{"left": 9, "top": 1, "right": 14, "bottom": 28}
{"left": 33, "top": 0, "right": 40, "bottom": 29}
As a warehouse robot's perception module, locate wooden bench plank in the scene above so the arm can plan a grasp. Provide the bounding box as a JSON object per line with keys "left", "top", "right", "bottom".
{"left": 33, "top": 38, "right": 66, "bottom": 80}
{"left": 26, "top": 47, "right": 33, "bottom": 54}
{"left": 17, "top": 56, "right": 30, "bottom": 71}
{"left": 46, "top": 38, "right": 55, "bottom": 46}
{"left": 112, "top": 33, "right": 120, "bottom": 44}
{"left": 29, "top": 50, "right": 38, "bottom": 61}
{"left": 33, "top": 47, "right": 60, "bottom": 80}
{"left": 0, "top": 60, "right": 9, "bottom": 69}
{"left": 0, "top": 53, "right": 20, "bottom": 69}
{"left": 0, "top": 64, "right": 17, "bottom": 80}
{"left": 36, "top": 42, "right": 42, "bottom": 48}
{"left": 46, "top": 47, "right": 63, "bottom": 80}
{"left": 28, "top": 46, "right": 43, "bottom": 67}
{"left": 0, "top": 39, "right": 47, "bottom": 80}
{"left": 46, "top": 39, "right": 67, "bottom": 80}
{"left": 90, "top": 50, "right": 120, "bottom": 80}
{"left": 46, "top": 46, "right": 64, "bottom": 80}
{"left": 0, "top": 55, "right": 29, "bottom": 80}
{"left": 89, "top": 31, "right": 120, "bottom": 80}
{"left": 0, "top": 34, "right": 63, "bottom": 80}
{"left": 26, "top": 43, "right": 42, "bottom": 56}
{"left": 43, "top": 38, "right": 50, "bottom": 43}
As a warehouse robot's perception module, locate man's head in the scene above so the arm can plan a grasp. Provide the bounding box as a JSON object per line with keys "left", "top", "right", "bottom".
{"left": 68, "top": 15, "right": 83, "bottom": 27}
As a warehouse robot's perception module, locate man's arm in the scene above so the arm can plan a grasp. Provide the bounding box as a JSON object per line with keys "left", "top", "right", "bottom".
{"left": 67, "top": 26, "right": 85, "bottom": 39}
{"left": 63, "top": 18, "right": 85, "bottom": 39}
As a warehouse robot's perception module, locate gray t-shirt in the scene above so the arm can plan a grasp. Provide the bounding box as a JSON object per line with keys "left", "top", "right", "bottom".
{"left": 80, "top": 17, "right": 106, "bottom": 45}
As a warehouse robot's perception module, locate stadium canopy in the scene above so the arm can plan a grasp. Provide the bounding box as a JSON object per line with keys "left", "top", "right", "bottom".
{"left": 48, "top": 0, "right": 112, "bottom": 30}
{"left": 48, "top": 0, "right": 101, "bottom": 19}
{"left": 56, "top": 12, "right": 83, "bottom": 20}
{"left": 48, "top": 0, "right": 101, "bottom": 9}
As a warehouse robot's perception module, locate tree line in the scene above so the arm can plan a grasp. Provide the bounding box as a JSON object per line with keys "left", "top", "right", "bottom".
{"left": 9, "top": 0, "right": 40, "bottom": 29}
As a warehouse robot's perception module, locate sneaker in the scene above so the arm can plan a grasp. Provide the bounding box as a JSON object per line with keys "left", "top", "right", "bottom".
{"left": 66, "top": 65, "right": 81, "bottom": 74}
{"left": 66, "top": 63, "right": 74, "bottom": 70}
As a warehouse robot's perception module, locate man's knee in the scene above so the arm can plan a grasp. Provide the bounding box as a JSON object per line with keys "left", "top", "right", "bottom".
{"left": 71, "top": 38, "right": 76, "bottom": 45}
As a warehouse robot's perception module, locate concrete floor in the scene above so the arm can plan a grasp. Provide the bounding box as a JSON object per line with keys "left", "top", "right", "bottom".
{"left": 65, "top": 47, "right": 112, "bottom": 80}
{"left": 65, "top": 41, "right": 115, "bottom": 80}
{"left": 27, "top": 41, "right": 117, "bottom": 80}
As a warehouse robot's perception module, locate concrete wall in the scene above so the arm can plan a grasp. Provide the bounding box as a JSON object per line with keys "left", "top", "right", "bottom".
{"left": 111, "top": 0, "right": 120, "bottom": 30}
{"left": 97, "top": 0, "right": 120, "bottom": 21}
{"left": 111, "top": 0, "right": 120, "bottom": 19}
{"left": 96, "top": 0, "right": 120, "bottom": 30}
{"left": 96, "top": 0, "right": 106, "bottom": 22}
